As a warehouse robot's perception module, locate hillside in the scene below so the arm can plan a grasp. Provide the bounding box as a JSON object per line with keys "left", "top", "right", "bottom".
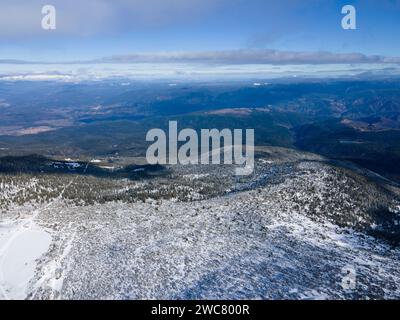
{"left": 1, "top": 147, "right": 399, "bottom": 299}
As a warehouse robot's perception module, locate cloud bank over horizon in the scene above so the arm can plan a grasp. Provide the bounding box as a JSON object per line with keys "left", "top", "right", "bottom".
{"left": 2, "top": 49, "right": 400, "bottom": 66}
{"left": 97, "top": 50, "right": 400, "bottom": 65}
{"left": 1, "top": 60, "right": 400, "bottom": 82}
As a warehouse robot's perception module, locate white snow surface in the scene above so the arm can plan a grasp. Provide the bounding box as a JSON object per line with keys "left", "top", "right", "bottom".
{"left": 0, "top": 159, "right": 399, "bottom": 300}
{"left": 0, "top": 214, "right": 51, "bottom": 299}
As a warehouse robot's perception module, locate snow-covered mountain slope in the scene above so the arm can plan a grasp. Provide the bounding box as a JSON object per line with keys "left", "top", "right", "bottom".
{"left": 1, "top": 148, "right": 400, "bottom": 299}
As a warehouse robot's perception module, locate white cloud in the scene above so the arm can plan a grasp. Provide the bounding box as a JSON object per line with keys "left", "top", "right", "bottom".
{"left": 2, "top": 49, "right": 400, "bottom": 65}
{"left": 95, "top": 49, "right": 400, "bottom": 64}
{"left": 1, "top": 61, "right": 400, "bottom": 82}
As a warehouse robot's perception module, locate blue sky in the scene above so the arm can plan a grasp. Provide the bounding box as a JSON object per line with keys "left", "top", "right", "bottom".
{"left": 0, "top": 0, "right": 399, "bottom": 62}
